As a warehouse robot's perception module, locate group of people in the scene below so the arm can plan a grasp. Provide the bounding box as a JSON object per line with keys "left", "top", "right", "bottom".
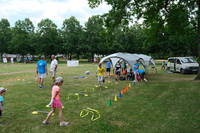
{"left": 36, "top": 55, "right": 69, "bottom": 126}
{"left": 97, "top": 60, "right": 147, "bottom": 86}
{"left": 1, "top": 58, "right": 147, "bottom": 127}
{"left": 1, "top": 55, "right": 71, "bottom": 126}
{"left": 36, "top": 55, "right": 58, "bottom": 88}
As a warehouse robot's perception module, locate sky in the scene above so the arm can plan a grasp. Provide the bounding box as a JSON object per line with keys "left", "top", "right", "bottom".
{"left": 0, "top": 0, "right": 111, "bottom": 27}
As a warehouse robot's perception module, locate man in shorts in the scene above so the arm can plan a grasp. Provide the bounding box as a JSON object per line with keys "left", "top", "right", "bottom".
{"left": 115, "top": 63, "right": 121, "bottom": 81}
{"left": 36, "top": 56, "right": 47, "bottom": 88}
{"left": 50, "top": 55, "right": 58, "bottom": 82}
{"left": 106, "top": 60, "right": 112, "bottom": 76}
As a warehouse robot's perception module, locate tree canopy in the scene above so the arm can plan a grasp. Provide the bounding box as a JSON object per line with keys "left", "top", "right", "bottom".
{"left": 0, "top": 0, "right": 199, "bottom": 61}
{"left": 87, "top": 0, "right": 200, "bottom": 78}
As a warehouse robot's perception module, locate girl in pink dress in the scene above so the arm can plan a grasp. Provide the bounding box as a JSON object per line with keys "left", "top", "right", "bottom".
{"left": 43, "top": 77, "right": 69, "bottom": 126}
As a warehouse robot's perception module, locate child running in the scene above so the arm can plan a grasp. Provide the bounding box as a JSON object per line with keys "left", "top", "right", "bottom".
{"left": 97, "top": 63, "right": 105, "bottom": 86}
{"left": 0, "top": 87, "right": 7, "bottom": 118}
{"left": 43, "top": 77, "right": 69, "bottom": 126}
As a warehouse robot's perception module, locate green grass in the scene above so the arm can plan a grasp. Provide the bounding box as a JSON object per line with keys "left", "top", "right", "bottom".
{"left": 0, "top": 63, "right": 200, "bottom": 133}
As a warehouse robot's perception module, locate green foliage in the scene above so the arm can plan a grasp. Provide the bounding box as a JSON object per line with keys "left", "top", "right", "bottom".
{"left": 61, "top": 16, "right": 83, "bottom": 59}
{"left": 87, "top": 0, "right": 199, "bottom": 58}
{"left": 10, "top": 18, "right": 34, "bottom": 55}
{"left": 0, "top": 19, "right": 12, "bottom": 54}
{"left": 37, "top": 19, "right": 59, "bottom": 56}
{"left": 85, "top": 15, "right": 107, "bottom": 59}
{"left": 0, "top": 0, "right": 199, "bottom": 59}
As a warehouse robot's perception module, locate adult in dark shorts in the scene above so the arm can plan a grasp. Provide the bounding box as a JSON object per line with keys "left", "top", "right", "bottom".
{"left": 115, "top": 63, "right": 121, "bottom": 80}
{"left": 106, "top": 61, "right": 112, "bottom": 76}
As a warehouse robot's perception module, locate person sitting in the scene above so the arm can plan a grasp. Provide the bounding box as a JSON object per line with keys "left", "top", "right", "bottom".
{"left": 121, "top": 68, "right": 128, "bottom": 80}
{"left": 127, "top": 68, "right": 134, "bottom": 80}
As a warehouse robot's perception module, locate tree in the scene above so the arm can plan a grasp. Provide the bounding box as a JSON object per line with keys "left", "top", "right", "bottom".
{"left": 61, "top": 16, "right": 83, "bottom": 59}
{"left": 88, "top": 0, "right": 200, "bottom": 79}
{"left": 0, "top": 19, "right": 12, "bottom": 57}
{"left": 37, "top": 19, "right": 60, "bottom": 56}
{"left": 10, "top": 18, "right": 34, "bottom": 56}
{"left": 85, "top": 15, "right": 107, "bottom": 61}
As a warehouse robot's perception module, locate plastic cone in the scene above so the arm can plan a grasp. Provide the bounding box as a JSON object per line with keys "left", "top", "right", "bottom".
{"left": 123, "top": 88, "right": 126, "bottom": 94}
{"left": 107, "top": 99, "right": 112, "bottom": 106}
{"left": 129, "top": 83, "right": 131, "bottom": 88}
{"left": 118, "top": 92, "right": 122, "bottom": 98}
{"left": 114, "top": 95, "right": 118, "bottom": 101}
{"left": 121, "top": 90, "right": 124, "bottom": 94}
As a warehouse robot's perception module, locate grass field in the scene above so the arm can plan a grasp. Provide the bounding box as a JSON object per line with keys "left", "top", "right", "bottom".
{"left": 0, "top": 63, "right": 200, "bottom": 133}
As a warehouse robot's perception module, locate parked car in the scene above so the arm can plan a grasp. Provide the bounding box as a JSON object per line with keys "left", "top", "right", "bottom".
{"left": 167, "top": 57, "right": 199, "bottom": 74}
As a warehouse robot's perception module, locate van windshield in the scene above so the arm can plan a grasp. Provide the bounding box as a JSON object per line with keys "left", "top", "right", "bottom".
{"left": 181, "top": 58, "right": 197, "bottom": 63}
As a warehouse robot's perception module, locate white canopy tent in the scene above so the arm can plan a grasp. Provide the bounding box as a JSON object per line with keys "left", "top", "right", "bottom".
{"left": 99, "top": 53, "right": 155, "bottom": 70}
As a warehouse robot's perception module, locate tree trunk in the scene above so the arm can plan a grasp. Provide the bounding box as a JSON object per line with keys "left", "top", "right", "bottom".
{"left": 195, "top": 0, "right": 200, "bottom": 80}
{"left": 91, "top": 53, "right": 94, "bottom": 62}
{"left": 69, "top": 53, "right": 72, "bottom": 60}
{"left": 0, "top": 53, "right": 2, "bottom": 62}
{"left": 76, "top": 53, "right": 80, "bottom": 60}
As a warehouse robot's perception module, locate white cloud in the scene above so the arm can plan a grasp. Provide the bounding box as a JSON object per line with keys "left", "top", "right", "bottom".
{"left": 0, "top": 0, "right": 111, "bottom": 27}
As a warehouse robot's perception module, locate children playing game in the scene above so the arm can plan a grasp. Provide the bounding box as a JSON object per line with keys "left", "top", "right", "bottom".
{"left": 43, "top": 77, "right": 69, "bottom": 126}
{"left": 0, "top": 87, "right": 7, "bottom": 118}
{"left": 97, "top": 63, "right": 105, "bottom": 86}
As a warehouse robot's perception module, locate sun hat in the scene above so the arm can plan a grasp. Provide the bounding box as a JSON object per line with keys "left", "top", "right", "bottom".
{"left": 0, "top": 87, "right": 7, "bottom": 93}
{"left": 55, "top": 77, "right": 63, "bottom": 83}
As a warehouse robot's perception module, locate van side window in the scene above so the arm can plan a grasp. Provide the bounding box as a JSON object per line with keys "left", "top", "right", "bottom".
{"left": 177, "top": 59, "right": 181, "bottom": 64}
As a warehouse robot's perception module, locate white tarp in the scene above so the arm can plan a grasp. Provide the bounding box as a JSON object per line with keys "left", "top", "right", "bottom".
{"left": 99, "top": 52, "right": 155, "bottom": 69}
{"left": 67, "top": 60, "right": 79, "bottom": 67}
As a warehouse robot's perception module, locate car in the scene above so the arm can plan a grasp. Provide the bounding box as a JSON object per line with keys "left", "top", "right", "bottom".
{"left": 167, "top": 57, "right": 199, "bottom": 74}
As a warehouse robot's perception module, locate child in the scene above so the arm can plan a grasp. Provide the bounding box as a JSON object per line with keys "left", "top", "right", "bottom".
{"left": 0, "top": 87, "right": 7, "bottom": 117}
{"left": 43, "top": 77, "right": 69, "bottom": 126}
{"left": 97, "top": 63, "right": 105, "bottom": 86}
{"left": 161, "top": 61, "right": 166, "bottom": 70}
{"left": 133, "top": 61, "right": 140, "bottom": 82}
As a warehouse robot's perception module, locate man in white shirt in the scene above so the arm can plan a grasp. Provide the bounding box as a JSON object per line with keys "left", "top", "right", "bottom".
{"left": 50, "top": 55, "right": 58, "bottom": 82}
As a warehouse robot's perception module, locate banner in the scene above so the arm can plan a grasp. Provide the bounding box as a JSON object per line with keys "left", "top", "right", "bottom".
{"left": 67, "top": 60, "right": 79, "bottom": 67}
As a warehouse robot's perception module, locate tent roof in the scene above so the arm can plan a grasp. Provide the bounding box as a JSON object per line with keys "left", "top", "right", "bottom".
{"left": 99, "top": 52, "right": 155, "bottom": 68}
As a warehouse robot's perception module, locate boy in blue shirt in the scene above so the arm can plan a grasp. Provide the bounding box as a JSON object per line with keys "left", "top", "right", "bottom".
{"left": 106, "top": 61, "right": 112, "bottom": 76}
{"left": 36, "top": 56, "right": 48, "bottom": 88}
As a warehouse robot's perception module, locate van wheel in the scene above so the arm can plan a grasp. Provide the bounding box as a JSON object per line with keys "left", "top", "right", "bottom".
{"left": 180, "top": 68, "right": 185, "bottom": 74}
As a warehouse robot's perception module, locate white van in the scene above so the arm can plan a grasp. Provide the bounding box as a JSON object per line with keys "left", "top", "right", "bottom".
{"left": 167, "top": 57, "right": 199, "bottom": 74}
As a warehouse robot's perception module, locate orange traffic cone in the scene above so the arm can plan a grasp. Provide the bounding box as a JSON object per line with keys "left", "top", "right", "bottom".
{"left": 121, "top": 90, "right": 124, "bottom": 94}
